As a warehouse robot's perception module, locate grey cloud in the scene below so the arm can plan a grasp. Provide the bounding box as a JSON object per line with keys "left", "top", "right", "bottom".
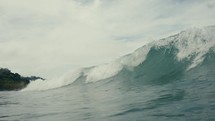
{"left": 0, "top": 0, "right": 214, "bottom": 78}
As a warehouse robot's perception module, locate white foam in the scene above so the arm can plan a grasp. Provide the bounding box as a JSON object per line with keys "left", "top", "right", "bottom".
{"left": 22, "top": 69, "right": 83, "bottom": 91}
{"left": 118, "top": 44, "right": 152, "bottom": 67}
{"left": 84, "top": 43, "right": 152, "bottom": 83}
{"left": 175, "top": 27, "right": 215, "bottom": 69}
{"left": 86, "top": 62, "right": 123, "bottom": 83}
{"left": 150, "top": 26, "right": 215, "bottom": 70}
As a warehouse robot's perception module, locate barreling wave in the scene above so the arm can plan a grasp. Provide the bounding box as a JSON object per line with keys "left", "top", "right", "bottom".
{"left": 22, "top": 26, "right": 215, "bottom": 91}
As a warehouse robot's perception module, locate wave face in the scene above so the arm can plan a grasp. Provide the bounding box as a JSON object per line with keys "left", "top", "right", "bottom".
{"left": 2, "top": 26, "right": 215, "bottom": 121}
{"left": 23, "top": 26, "right": 215, "bottom": 91}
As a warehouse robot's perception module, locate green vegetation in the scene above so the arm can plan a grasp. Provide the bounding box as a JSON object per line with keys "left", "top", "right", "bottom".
{"left": 0, "top": 68, "right": 43, "bottom": 91}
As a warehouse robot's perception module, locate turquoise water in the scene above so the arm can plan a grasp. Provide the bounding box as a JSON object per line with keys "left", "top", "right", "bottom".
{"left": 1, "top": 44, "right": 215, "bottom": 121}
{"left": 0, "top": 74, "right": 215, "bottom": 121}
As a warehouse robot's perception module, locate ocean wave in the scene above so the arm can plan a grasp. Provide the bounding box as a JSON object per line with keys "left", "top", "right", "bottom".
{"left": 22, "top": 26, "right": 215, "bottom": 91}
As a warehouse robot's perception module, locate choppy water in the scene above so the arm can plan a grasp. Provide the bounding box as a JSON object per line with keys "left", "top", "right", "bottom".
{"left": 1, "top": 26, "right": 215, "bottom": 121}
{"left": 1, "top": 70, "right": 215, "bottom": 121}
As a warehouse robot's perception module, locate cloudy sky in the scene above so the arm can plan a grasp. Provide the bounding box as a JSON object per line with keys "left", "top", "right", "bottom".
{"left": 0, "top": 0, "right": 215, "bottom": 78}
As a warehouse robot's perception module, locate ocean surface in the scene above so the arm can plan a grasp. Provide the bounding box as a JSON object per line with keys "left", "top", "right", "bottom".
{"left": 1, "top": 26, "right": 215, "bottom": 121}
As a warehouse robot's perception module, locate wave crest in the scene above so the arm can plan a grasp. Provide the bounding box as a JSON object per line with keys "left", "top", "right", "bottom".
{"left": 23, "top": 26, "right": 215, "bottom": 91}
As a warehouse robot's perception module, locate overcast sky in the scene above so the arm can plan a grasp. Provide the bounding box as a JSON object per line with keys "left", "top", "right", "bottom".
{"left": 0, "top": 0, "right": 215, "bottom": 78}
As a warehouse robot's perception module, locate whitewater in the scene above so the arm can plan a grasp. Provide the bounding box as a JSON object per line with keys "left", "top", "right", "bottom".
{"left": 1, "top": 26, "right": 215, "bottom": 121}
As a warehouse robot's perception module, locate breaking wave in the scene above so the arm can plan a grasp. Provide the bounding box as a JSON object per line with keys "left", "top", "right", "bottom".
{"left": 23, "top": 26, "right": 215, "bottom": 91}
